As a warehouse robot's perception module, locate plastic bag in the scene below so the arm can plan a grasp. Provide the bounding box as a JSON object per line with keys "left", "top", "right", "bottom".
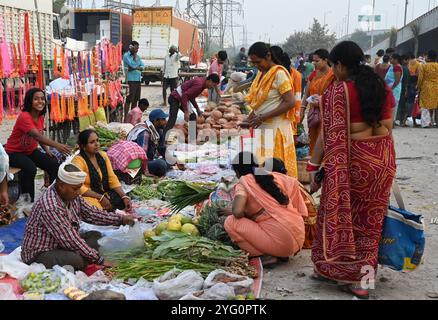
{"left": 421, "top": 109, "right": 432, "bottom": 128}
{"left": 0, "top": 283, "right": 17, "bottom": 300}
{"left": 153, "top": 269, "right": 204, "bottom": 300}
{"left": 98, "top": 223, "right": 144, "bottom": 254}
{"left": 0, "top": 240, "right": 4, "bottom": 253}
{"left": 180, "top": 283, "right": 235, "bottom": 301}
{"left": 123, "top": 277, "right": 155, "bottom": 300}
{"left": 0, "top": 248, "right": 46, "bottom": 280}
{"left": 204, "top": 270, "right": 253, "bottom": 295}
{"left": 14, "top": 194, "right": 33, "bottom": 219}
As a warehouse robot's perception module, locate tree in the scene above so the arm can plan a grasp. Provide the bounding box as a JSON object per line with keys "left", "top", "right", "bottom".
{"left": 348, "top": 29, "right": 390, "bottom": 52}
{"left": 283, "top": 19, "right": 337, "bottom": 57}
{"left": 53, "top": 0, "right": 66, "bottom": 14}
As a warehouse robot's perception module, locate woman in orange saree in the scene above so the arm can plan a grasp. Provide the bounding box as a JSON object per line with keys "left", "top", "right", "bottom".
{"left": 309, "top": 42, "right": 397, "bottom": 300}
{"left": 301, "top": 49, "right": 335, "bottom": 155}
{"left": 224, "top": 152, "right": 308, "bottom": 265}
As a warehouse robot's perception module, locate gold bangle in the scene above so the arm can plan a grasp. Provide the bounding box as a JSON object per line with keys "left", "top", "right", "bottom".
{"left": 99, "top": 194, "right": 106, "bottom": 203}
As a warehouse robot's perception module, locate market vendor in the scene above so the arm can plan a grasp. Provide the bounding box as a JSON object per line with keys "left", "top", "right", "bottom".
{"left": 21, "top": 162, "right": 135, "bottom": 271}
{"left": 71, "top": 130, "right": 133, "bottom": 212}
{"left": 224, "top": 152, "right": 308, "bottom": 266}
{"left": 128, "top": 109, "right": 185, "bottom": 177}
{"left": 0, "top": 144, "right": 12, "bottom": 208}
{"left": 5, "top": 88, "right": 72, "bottom": 202}
{"left": 163, "top": 74, "right": 221, "bottom": 139}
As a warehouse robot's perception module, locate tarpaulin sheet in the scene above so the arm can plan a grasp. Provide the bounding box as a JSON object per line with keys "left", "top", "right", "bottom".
{"left": 0, "top": 219, "right": 27, "bottom": 254}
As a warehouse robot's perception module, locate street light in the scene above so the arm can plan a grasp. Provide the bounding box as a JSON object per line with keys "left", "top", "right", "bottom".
{"left": 324, "top": 11, "right": 332, "bottom": 26}
{"left": 347, "top": 0, "right": 351, "bottom": 35}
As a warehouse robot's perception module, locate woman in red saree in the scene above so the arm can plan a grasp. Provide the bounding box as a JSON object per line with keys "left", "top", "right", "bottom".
{"left": 309, "top": 41, "right": 397, "bottom": 299}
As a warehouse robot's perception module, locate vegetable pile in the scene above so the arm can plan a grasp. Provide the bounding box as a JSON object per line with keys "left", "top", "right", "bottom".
{"left": 20, "top": 272, "right": 61, "bottom": 294}
{"left": 173, "top": 101, "right": 248, "bottom": 141}
{"left": 109, "top": 231, "right": 258, "bottom": 281}
{"left": 168, "top": 181, "right": 216, "bottom": 214}
{"left": 94, "top": 126, "right": 125, "bottom": 149}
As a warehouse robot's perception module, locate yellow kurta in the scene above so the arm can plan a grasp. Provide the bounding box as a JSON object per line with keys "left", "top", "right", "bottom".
{"left": 248, "top": 68, "right": 298, "bottom": 178}
{"left": 418, "top": 62, "right": 438, "bottom": 110}
{"left": 72, "top": 151, "right": 122, "bottom": 210}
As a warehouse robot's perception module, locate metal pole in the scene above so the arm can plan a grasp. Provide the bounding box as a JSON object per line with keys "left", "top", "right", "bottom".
{"left": 370, "top": 0, "right": 376, "bottom": 48}
{"left": 34, "top": 0, "right": 49, "bottom": 137}
{"left": 404, "top": 0, "right": 409, "bottom": 26}
{"left": 347, "top": 0, "right": 351, "bottom": 35}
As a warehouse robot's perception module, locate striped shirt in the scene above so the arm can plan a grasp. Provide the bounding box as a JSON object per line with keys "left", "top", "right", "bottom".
{"left": 21, "top": 184, "right": 123, "bottom": 264}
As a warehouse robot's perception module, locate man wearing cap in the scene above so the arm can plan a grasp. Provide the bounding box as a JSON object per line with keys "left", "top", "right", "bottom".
{"left": 128, "top": 109, "right": 180, "bottom": 177}
{"left": 21, "top": 163, "right": 135, "bottom": 271}
{"left": 163, "top": 46, "right": 182, "bottom": 106}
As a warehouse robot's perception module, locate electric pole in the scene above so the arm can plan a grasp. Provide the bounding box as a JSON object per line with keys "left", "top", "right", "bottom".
{"left": 404, "top": 0, "right": 409, "bottom": 26}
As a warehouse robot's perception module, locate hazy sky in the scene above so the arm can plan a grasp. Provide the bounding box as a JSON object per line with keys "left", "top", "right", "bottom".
{"left": 84, "top": 0, "right": 437, "bottom": 44}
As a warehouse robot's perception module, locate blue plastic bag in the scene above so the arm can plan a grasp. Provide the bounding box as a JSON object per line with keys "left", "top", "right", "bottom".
{"left": 378, "top": 195, "right": 426, "bottom": 272}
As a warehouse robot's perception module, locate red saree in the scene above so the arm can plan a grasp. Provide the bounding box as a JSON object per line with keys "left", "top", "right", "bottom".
{"left": 311, "top": 81, "right": 396, "bottom": 284}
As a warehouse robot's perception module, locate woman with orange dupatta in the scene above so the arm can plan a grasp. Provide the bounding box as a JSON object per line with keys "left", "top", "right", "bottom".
{"left": 224, "top": 152, "right": 308, "bottom": 266}
{"left": 309, "top": 41, "right": 397, "bottom": 300}
{"left": 241, "top": 42, "right": 298, "bottom": 178}
{"left": 301, "top": 49, "right": 334, "bottom": 155}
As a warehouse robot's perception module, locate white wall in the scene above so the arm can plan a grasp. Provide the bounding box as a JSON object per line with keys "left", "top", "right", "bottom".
{"left": 0, "top": 0, "right": 53, "bottom": 14}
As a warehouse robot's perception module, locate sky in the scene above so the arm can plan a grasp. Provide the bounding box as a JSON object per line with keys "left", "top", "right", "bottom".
{"left": 83, "top": 0, "right": 438, "bottom": 45}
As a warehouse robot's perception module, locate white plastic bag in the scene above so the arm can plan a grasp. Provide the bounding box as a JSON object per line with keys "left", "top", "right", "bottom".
{"left": 14, "top": 194, "right": 33, "bottom": 219}
{"left": 204, "top": 270, "right": 253, "bottom": 294}
{"left": 421, "top": 109, "right": 432, "bottom": 128}
{"left": 0, "top": 283, "right": 17, "bottom": 300}
{"left": 180, "top": 283, "right": 235, "bottom": 301}
{"left": 118, "top": 278, "right": 158, "bottom": 301}
{"left": 98, "top": 223, "right": 144, "bottom": 254}
{"left": 153, "top": 269, "right": 204, "bottom": 300}
{"left": 0, "top": 248, "right": 46, "bottom": 280}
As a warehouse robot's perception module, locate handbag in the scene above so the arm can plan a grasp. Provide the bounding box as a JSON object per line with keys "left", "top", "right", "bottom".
{"left": 378, "top": 182, "right": 425, "bottom": 272}
{"left": 307, "top": 106, "right": 321, "bottom": 129}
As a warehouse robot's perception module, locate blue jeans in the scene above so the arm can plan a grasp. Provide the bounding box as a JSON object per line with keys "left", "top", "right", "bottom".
{"left": 148, "top": 159, "right": 169, "bottom": 177}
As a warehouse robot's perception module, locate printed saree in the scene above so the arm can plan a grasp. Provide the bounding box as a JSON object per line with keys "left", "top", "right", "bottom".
{"left": 311, "top": 81, "right": 397, "bottom": 284}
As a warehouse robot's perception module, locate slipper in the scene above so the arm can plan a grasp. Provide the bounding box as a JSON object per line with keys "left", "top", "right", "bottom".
{"left": 310, "top": 273, "right": 338, "bottom": 285}
{"left": 261, "top": 256, "right": 278, "bottom": 267}
{"left": 339, "top": 285, "right": 370, "bottom": 300}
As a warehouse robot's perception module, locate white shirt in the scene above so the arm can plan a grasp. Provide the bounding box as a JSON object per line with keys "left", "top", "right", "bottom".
{"left": 164, "top": 53, "right": 182, "bottom": 79}
{"left": 0, "top": 144, "right": 12, "bottom": 183}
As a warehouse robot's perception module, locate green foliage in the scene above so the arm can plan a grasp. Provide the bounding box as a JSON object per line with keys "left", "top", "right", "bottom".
{"left": 348, "top": 29, "right": 390, "bottom": 51}
{"left": 53, "top": 0, "right": 66, "bottom": 14}
{"left": 283, "top": 19, "right": 337, "bottom": 56}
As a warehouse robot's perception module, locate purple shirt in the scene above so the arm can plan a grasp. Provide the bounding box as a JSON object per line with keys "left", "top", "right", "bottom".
{"left": 171, "top": 77, "right": 207, "bottom": 113}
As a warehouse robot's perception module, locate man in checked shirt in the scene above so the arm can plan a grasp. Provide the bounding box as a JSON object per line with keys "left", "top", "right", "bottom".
{"left": 21, "top": 162, "right": 135, "bottom": 271}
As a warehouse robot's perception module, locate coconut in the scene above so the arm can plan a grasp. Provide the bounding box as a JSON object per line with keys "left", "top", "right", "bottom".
{"left": 231, "top": 107, "right": 242, "bottom": 115}
{"left": 211, "top": 110, "right": 223, "bottom": 120}
{"left": 217, "top": 106, "right": 228, "bottom": 113}
{"left": 224, "top": 113, "right": 235, "bottom": 121}
{"left": 197, "top": 116, "right": 206, "bottom": 125}
{"left": 203, "top": 112, "right": 212, "bottom": 118}
{"left": 218, "top": 119, "right": 228, "bottom": 125}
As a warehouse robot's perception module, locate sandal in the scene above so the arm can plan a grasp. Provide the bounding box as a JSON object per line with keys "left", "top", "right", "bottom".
{"left": 261, "top": 256, "right": 278, "bottom": 267}
{"left": 339, "top": 284, "right": 370, "bottom": 300}
{"left": 310, "top": 273, "right": 338, "bottom": 285}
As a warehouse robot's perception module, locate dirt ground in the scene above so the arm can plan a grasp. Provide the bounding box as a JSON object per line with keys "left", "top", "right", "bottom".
{"left": 1, "top": 84, "right": 437, "bottom": 300}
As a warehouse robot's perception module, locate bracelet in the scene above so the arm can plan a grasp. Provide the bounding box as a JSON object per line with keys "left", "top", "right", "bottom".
{"left": 306, "top": 161, "right": 321, "bottom": 173}
{"left": 121, "top": 196, "right": 131, "bottom": 201}
{"left": 98, "top": 194, "right": 106, "bottom": 203}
